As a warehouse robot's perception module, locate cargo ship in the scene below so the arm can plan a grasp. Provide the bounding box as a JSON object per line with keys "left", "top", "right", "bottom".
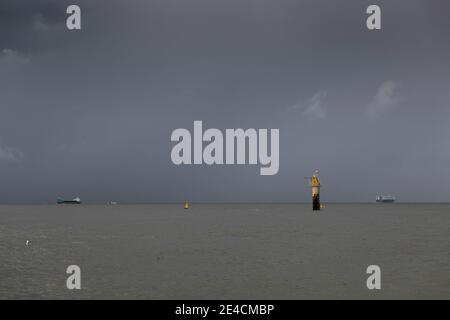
{"left": 375, "top": 195, "right": 395, "bottom": 203}
{"left": 57, "top": 197, "right": 82, "bottom": 204}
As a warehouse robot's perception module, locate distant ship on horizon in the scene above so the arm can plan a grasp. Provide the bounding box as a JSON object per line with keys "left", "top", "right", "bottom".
{"left": 57, "top": 197, "right": 82, "bottom": 204}
{"left": 376, "top": 195, "right": 395, "bottom": 203}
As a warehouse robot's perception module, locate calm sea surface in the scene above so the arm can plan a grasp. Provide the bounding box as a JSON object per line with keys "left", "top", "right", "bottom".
{"left": 0, "top": 204, "right": 448, "bottom": 299}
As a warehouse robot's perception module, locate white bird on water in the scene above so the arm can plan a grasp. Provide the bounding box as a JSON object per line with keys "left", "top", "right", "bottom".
{"left": 25, "top": 240, "right": 30, "bottom": 246}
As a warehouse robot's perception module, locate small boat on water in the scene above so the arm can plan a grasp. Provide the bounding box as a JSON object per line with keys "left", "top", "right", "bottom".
{"left": 57, "top": 197, "right": 82, "bottom": 204}
{"left": 375, "top": 195, "right": 395, "bottom": 203}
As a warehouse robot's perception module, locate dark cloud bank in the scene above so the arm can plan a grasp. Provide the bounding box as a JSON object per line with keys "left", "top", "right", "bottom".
{"left": 1, "top": 0, "right": 449, "bottom": 203}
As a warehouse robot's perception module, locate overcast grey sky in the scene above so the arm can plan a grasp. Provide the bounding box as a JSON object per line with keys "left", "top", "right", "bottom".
{"left": 1, "top": 0, "right": 449, "bottom": 203}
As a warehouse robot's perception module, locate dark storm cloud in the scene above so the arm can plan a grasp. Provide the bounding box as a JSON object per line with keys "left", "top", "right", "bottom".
{"left": 0, "top": 0, "right": 69, "bottom": 53}
{"left": 1, "top": 0, "right": 450, "bottom": 203}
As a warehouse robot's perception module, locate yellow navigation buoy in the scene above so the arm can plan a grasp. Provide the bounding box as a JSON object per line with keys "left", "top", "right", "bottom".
{"left": 305, "top": 170, "right": 321, "bottom": 211}
{"left": 184, "top": 201, "right": 189, "bottom": 209}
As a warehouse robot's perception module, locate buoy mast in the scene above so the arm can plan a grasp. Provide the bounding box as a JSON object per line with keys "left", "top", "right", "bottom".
{"left": 305, "top": 170, "right": 321, "bottom": 211}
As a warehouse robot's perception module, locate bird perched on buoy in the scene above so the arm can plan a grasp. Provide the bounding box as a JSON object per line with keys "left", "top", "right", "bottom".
{"left": 184, "top": 201, "right": 189, "bottom": 209}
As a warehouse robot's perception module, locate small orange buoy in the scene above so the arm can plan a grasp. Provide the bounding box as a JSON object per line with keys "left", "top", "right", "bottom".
{"left": 184, "top": 201, "right": 189, "bottom": 209}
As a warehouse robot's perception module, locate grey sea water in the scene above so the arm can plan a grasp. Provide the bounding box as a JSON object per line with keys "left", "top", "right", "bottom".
{"left": 0, "top": 204, "right": 448, "bottom": 299}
